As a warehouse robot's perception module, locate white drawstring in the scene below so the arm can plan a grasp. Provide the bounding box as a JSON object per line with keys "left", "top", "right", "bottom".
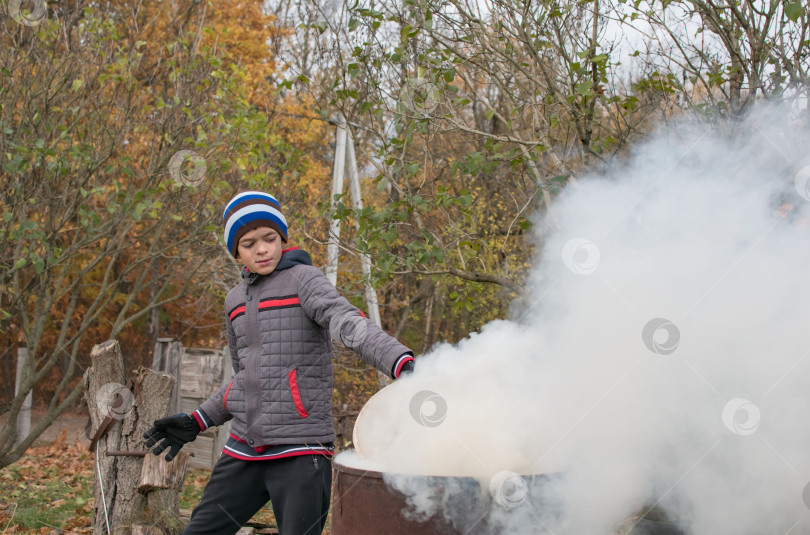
{"left": 95, "top": 441, "right": 112, "bottom": 534}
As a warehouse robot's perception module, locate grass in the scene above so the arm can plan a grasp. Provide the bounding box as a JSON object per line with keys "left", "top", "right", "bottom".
{"left": 0, "top": 433, "right": 329, "bottom": 534}
{"left": 0, "top": 433, "right": 94, "bottom": 534}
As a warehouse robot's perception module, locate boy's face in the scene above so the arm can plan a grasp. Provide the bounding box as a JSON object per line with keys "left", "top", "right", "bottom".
{"left": 235, "top": 226, "right": 285, "bottom": 275}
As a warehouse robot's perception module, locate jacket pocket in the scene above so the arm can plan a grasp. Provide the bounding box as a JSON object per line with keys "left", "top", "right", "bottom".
{"left": 223, "top": 379, "right": 234, "bottom": 411}
{"left": 287, "top": 369, "right": 309, "bottom": 418}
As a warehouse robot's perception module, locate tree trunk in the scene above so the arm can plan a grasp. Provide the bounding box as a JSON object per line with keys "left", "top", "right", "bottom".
{"left": 83, "top": 339, "right": 182, "bottom": 535}
{"left": 14, "top": 347, "right": 32, "bottom": 447}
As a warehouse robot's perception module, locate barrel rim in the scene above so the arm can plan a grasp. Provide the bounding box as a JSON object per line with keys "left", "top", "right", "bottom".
{"left": 333, "top": 457, "right": 561, "bottom": 482}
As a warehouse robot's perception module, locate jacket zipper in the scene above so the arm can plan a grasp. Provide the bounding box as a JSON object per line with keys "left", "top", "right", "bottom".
{"left": 244, "top": 278, "right": 262, "bottom": 444}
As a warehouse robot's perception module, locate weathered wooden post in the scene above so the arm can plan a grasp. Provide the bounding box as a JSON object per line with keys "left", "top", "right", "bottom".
{"left": 152, "top": 338, "right": 182, "bottom": 414}
{"left": 14, "top": 346, "right": 32, "bottom": 447}
{"left": 84, "top": 339, "right": 191, "bottom": 535}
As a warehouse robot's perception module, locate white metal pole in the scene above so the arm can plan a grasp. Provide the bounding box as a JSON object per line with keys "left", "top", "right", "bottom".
{"left": 326, "top": 123, "right": 348, "bottom": 286}
{"left": 346, "top": 134, "right": 382, "bottom": 329}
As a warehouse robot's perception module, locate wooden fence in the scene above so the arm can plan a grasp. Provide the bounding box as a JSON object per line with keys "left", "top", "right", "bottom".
{"left": 151, "top": 338, "right": 232, "bottom": 469}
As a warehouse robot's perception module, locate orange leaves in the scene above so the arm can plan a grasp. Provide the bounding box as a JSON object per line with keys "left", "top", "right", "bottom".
{"left": 201, "top": 0, "right": 278, "bottom": 107}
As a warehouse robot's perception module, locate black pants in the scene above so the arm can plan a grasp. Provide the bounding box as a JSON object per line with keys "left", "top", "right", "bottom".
{"left": 181, "top": 453, "right": 332, "bottom": 535}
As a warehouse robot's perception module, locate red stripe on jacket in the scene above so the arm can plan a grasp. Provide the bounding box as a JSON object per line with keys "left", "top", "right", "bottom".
{"left": 258, "top": 297, "right": 300, "bottom": 311}
{"left": 223, "top": 380, "right": 234, "bottom": 411}
{"left": 228, "top": 305, "right": 246, "bottom": 321}
{"left": 228, "top": 297, "right": 301, "bottom": 321}
{"left": 287, "top": 369, "right": 309, "bottom": 418}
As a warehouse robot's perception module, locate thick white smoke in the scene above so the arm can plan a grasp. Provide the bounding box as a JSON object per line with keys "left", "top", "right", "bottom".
{"left": 339, "top": 106, "right": 810, "bottom": 534}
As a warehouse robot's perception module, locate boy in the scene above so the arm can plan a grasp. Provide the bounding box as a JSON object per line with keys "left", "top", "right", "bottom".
{"left": 144, "top": 191, "right": 414, "bottom": 535}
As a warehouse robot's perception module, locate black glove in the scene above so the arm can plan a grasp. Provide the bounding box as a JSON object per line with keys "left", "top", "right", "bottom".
{"left": 143, "top": 413, "right": 201, "bottom": 462}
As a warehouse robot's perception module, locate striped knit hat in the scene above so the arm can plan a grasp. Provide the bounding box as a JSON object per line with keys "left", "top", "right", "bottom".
{"left": 223, "top": 191, "right": 288, "bottom": 257}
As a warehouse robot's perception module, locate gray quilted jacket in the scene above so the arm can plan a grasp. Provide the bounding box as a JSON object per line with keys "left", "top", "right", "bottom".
{"left": 199, "top": 248, "right": 411, "bottom": 447}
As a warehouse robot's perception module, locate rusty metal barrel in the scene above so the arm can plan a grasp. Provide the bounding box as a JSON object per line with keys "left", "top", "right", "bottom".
{"left": 330, "top": 459, "right": 559, "bottom": 535}
{"left": 331, "top": 459, "right": 686, "bottom": 535}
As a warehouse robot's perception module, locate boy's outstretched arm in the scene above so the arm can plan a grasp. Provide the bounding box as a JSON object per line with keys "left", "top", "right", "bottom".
{"left": 296, "top": 264, "right": 414, "bottom": 378}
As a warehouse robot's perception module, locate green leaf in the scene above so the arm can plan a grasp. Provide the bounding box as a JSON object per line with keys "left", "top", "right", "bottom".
{"left": 71, "top": 79, "right": 83, "bottom": 92}
{"left": 400, "top": 24, "right": 413, "bottom": 43}
{"left": 577, "top": 80, "right": 593, "bottom": 95}
{"left": 14, "top": 258, "right": 26, "bottom": 270}
{"left": 785, "top": 1, "right": 804, "bottom": 22}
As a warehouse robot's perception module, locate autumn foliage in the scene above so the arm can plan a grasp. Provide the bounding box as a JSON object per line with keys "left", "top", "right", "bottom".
{"left": 0, "top": 0, "right": 333, "bottom": 467}
{"left": 2, "top": 0, "right": 807, "bottom": 473}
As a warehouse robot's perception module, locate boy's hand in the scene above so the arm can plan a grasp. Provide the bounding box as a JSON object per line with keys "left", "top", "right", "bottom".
{"left": 392, "top": 353, "right": 415, "bottom": 379}
{"left": 143, "top": 413, "right": 201, "bottom": 462}
{"left": 399, "top": 360, "right": 415, "bottom": 376}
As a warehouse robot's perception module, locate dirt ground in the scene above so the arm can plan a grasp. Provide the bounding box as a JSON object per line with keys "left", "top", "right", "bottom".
{"left": 37, "top": 411, "right": 90, "bottom": 445}
{"left": 1, "top": 410, "right": 91, "bottom": 447}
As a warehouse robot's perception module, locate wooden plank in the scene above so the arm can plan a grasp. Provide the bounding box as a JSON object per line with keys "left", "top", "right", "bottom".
{"left": 180, "top": 348, "right": 223, "bottom": 398}
{"left": 172, "top": 347, "right": 233, "bottom": 469}
{"left": 186, "top": 434, "right": 215, "bottom": 470}
{"left": 159, "top": 339, "right": 183, "bottom": 414}
{"left": 179, "top": 396, "right": 204, "bottom": 415}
